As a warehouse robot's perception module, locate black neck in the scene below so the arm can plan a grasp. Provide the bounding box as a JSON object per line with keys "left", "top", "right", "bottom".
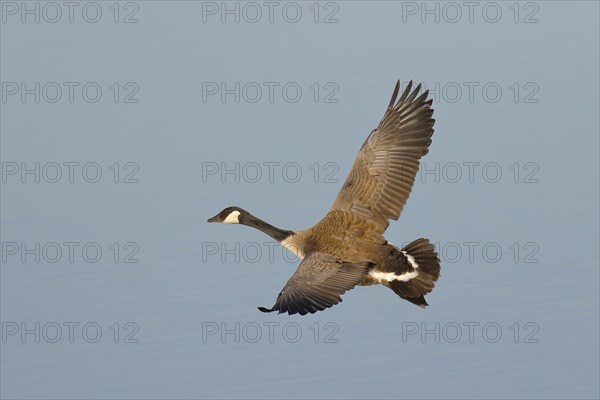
{"left": 241, "top": 213, "right": 294, "bottom": 242}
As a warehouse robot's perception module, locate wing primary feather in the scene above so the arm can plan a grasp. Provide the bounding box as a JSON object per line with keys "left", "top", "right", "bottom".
{"left": 405, "top": 83, "right": 422, "bottom": 104}
{"left": 398, "top": 80, "right": 413, "bottom": 103}
{"left": 388, "top": 80, "right": 401, "bottom": 109}
{"left": 415, "top": 90, "right": 430, "bottom": 105}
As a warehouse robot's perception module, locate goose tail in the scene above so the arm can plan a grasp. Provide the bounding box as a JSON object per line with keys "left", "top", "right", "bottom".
{"left": 387, "top": 238, "right": 441, "bottom": 307}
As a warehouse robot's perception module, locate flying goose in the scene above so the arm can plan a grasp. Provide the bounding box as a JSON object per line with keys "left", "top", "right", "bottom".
{"left": 208, "top": 80, "right": 441, "bottom": 315}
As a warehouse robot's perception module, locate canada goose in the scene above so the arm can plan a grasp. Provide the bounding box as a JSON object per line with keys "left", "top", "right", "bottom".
{"left": 208, "top": 80, "right": 441, "bottom": 315}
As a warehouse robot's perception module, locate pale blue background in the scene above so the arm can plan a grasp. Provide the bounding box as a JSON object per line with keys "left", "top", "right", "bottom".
{"left": 1, "top": 1, "right": 599, "bottom": 399}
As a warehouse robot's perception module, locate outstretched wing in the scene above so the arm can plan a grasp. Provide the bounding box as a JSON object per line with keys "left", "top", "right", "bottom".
{"left": 330, "top": 81, "right": 435, "bottom": 230}
{"left": 258, "top": 253, "right": 371, "bottom": 315}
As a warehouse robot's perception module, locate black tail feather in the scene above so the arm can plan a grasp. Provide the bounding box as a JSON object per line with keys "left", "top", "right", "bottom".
{"left": 388, "top": 238, "right": 440, "bottom": 308}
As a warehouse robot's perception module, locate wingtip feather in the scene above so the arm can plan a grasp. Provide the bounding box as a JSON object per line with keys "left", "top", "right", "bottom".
{"left": 388, "top": 80, "right": 401, "bottom": 109}
{"left": 398, "top": 80, "right": 413, "bottom": 103}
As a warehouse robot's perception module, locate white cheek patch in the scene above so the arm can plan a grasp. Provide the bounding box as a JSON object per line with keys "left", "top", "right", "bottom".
{"left": 223, "top": 210, "right": 241, "bottom": 224}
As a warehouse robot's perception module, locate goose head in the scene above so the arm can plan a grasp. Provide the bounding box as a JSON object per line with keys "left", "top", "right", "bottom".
{"left": 207, "top": 206, "right": 248, "bottom": 224}
{"left": 208, "top": 206, "right": 295, "bottom": 242}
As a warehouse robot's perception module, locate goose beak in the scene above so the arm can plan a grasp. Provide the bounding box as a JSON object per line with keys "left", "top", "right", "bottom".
{"left": 207, "top": 215, "right": 219, "bottom": 223}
